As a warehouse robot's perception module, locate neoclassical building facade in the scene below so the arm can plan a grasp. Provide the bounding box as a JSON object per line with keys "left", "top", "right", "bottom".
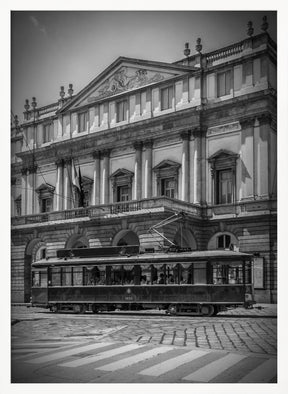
{"left": 11, "top": 24, "right": 277, "bottom": 303}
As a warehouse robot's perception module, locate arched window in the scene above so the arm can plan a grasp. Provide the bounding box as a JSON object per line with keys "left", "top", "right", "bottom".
{"left": 217, "top": 234, "right": 231, "bottom": 249}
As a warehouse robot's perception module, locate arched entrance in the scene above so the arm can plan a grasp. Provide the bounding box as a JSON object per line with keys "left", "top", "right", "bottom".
{"left": 112, "top": 229, "right": 140, "bottom": 246}
{"left": 24, "top": 239, "right": 46, "bottom": 303}
{"left": 173, "top": 228, "right": 197, "bottom": 250}
{"left": 65, "top": 234, "right": 89, "bottom": 249}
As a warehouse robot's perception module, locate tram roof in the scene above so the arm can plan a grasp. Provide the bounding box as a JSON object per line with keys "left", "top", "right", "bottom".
{"left": 32, "top": 250, "right": 253, "bottom": 268}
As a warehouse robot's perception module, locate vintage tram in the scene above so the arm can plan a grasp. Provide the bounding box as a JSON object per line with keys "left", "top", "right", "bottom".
{"left": 31, "top": 246, "right": 255, "bottom": 316}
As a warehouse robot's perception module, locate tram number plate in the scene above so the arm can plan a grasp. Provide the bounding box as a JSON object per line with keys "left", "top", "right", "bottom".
{"left": 124, "top": 295, "right": 134, "bottom": 301}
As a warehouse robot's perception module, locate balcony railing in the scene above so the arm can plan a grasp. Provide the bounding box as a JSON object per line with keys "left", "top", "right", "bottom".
{"left": 11, "top": 197, "right": 277, "bottom": 227}
{"left": 11, "top": 197, "right": 203, "bottom": 226}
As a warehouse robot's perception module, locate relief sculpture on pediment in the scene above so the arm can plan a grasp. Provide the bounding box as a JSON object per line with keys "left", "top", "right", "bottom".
{"left": 88, "top": 67, "right": 164, "bottom": 102}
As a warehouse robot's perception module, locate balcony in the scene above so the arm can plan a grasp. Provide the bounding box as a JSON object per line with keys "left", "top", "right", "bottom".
{"left": 11, "top": 197, "right": 203, "bottom": 228}
{"left": 11, "top": 197, "right": 277, "bottom": 228}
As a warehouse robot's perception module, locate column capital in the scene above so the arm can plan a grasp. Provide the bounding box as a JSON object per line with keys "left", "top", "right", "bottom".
{"left": 92, "top": 150, "right": 101, "bottom": 160}
{"left": 192, "top": 127, "right": 202, "bottom": 138}
{"left": 143, "top": 139, "right": 153, "bottom": 149}
{"left": 63, "top": 157, "right": 72, "bottom": 165}
{"left": 257, "top": 113, "right": 272, "bottom": 126}
{"left": 133, "top": 141, "right": 143, "bottom": 151}
{"left": 27, "top": 164, "right": 38, "bottom": 174}
{"left": 101, "top": 149, "right": 111, "bottom": 158}
{"left": 180, "top": 129, "right": 191, "bottom": 141}
{"left": 21, "top": 167, "right": 28, "bottom": 176}
{"left": 240, "top": 117, "right": 255, "bottom": 129}
{"left": 55, "top": 158, "right": 64, "bottom": 167}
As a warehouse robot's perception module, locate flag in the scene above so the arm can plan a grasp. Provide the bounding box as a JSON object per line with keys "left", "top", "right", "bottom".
{"left": 78, "top": 166, "right": 85, "bottom": 207}
{"left": 71, "top": 160, "right": 80, "bottom": 190}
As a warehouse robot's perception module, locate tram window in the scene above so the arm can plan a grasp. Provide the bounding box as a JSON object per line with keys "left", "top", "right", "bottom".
{"left": 51, "top": 267, "right": 61, "bottom": 286}
{"left": 84, "top": 267, "right": 100, "bottom": 286}
{"left": 140, "top": 265, "right": 151, "bottom": 285}
{"left": 110, "top": 266, "right": 122, "bottom": 285}
{"left": 40, "top": 271, "right": 47, "bottom": 287}
{"left": 73, "top": 268, "right": 83, "bottom": 286}
{"left": 193, "top": 263, "right": 207, "bottom": 284}
{"left": 123, "top": 265, "right": 134, "bottom": 285}
{"left": 212, "top": 263, "right": 243, "bottom": 284}
{"left": 62, "top": 267, "right": 72, "bottom": 286}
{"left": 179, "top": 264, "right": 193, "bottom": 284}
{"left": 166, "top": 264, "right": 179, "bottom": 284}
{"left": 32, "top": 272, "right": 40, "bottom": 287}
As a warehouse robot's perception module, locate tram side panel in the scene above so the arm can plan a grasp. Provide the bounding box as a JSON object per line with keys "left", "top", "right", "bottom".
{"left": 43, "top": 284, "right": 246, "bottom": 307}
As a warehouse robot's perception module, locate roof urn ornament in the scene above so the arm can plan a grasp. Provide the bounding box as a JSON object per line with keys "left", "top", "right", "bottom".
{"left": 14, "top": 115, "right": 19, "bottom": 128}
{"left": 60, "top": 86, "right": 65, "bottom": 99}
{"left": 68, "top": 83, "right": 74, "bottom": 97}
{"left": 24, "top": 99, "right": 30, "bottom": 112}
{"left": 184, "top": 42, "right": 191, "bottom": 57}
{"left": 261, "top": 15, "right": 269, "bottom": 32}
{"left": 31, "top": 97, "right": 37, "bottom": 110}
{"left": 247, "top": 21, "right": 254, "bottom": 37}
{"left": 195, "top": 38, "right": 202, "bottom": 53}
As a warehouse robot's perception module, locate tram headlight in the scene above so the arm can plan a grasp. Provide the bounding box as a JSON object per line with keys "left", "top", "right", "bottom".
{"left": 245, "top": 293, "right": 252, "bottom": 301}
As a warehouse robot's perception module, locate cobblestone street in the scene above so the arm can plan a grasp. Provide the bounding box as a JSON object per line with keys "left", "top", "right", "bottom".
{"left": 12, "top": 304, "right": 277, "bottom": 355}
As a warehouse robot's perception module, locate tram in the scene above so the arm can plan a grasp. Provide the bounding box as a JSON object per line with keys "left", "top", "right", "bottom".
{"left": 31, "top": 246, "right": 255, "bottom": 316}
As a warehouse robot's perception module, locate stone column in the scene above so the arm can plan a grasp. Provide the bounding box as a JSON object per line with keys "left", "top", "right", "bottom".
{"left": 63, "top": 158, "right": 72, "bottom": 210}
{"left": 92, "top": 151, "right": 101, "bottom": 205}
{"left": 55, "top": 159, "right": 64, "bottom": 211}
{"left": 101, "top": 150, "right": 110, "bottom": 204}
{"left": 240, "top": 117, "right": 255, "bottom": 200}
{"left": 255, "top": 114, "right": 271, "bottom": 198}
{"left": 143, "top": 140, "right": 153, "bottom": 198}
{"left": 192, "top": 128, "right": 202, "bottom": 204}
{"left": 26, "top": 164, "right": 37, "bottom": 214}
{"left": 21, "top": 168, "right": 28, "bottom": 216}
{"left": 133, "top": 141, "right": 143, "bottom": 200}
{"left": 180, "top": 130, "right": 190, "bottom": 201}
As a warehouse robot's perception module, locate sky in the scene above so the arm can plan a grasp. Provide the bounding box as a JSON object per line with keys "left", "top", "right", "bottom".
{"left": 11, "top": 10, "right": 277, "bottom": 122}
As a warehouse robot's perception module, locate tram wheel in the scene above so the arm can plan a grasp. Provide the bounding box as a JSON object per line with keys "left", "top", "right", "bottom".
{"left": 91, "top": 304, "right": 99, "bottom": 314}
{"left": 73, "top": 304, "right": 84, "bottom": 314}
{"left": 50, "top": 304, "right": 58, "bottom": 313}
{"left": 168, "top": 304, "right": 178, "bottom": 315}
{"left": 200, "top": 304, "right": 214, "bottom": 317}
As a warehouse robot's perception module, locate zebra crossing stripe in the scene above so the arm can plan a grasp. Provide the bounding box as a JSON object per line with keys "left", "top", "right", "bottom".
{"left": 238, "top": 358, "right": 277, "bottom": 383}
{"left": 182, "top": 353, "right": 247, "bottom": 382}
{"left": 139, "top": 349, "right": 209, "bottom": 377}
{"left": 96, "top": 346, "right": 174, "bottom": 372}
{"left": 59, "top": 344, "right": 145, "bottom": 368}
{"left": 26, "top": 342, "right": 113, "bottom": 364}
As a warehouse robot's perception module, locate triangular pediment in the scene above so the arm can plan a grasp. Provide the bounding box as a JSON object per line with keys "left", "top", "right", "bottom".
{"left": 208, "top": 149, "right": 239, "bottom": 161}
{"left": 110, "top": 168, "right": 134, "bottom": 179}
{"left": 35, "top": 183, "right": 55, "bottom": 193}
{"left": 153, "top": 160, "right": 181, "bottom": 171}
{"left": 59, "top": 57, "right": 194, "bottom": 112}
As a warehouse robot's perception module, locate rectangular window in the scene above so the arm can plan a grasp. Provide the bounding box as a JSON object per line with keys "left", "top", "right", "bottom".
{"left": 116, "top": 100, "right": 128, "bottom": 122}
{"left": 117, "top": 185, "right": 130, "bottom": 202}
{"left": 161, "top": 86, "right": 173, "bottom": 110}
{"left": 41, "top": 198, "right": 52, "bottom": 213}
{"left": 15, "top": 198, "right": 21, "bottom": 216}
{"left": 43, "top": 124, "right": 52, "bottom": 143}
{"left": 217, "top": 70, "right": 232, "bottom": 97}
{"left": 51, "top": 267, "right": 61, "bottom": 286}
{"left": 78, "top": 112, "right": 88, "bottom": 133}
{"left": 161, "top": 178, "right": 175, "bottom": 198}
{"left": 216, "top": 170, "right": 233, "bottom": 204}
{"left": 62, "top": 267, "right": 72, "bottom": 286}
